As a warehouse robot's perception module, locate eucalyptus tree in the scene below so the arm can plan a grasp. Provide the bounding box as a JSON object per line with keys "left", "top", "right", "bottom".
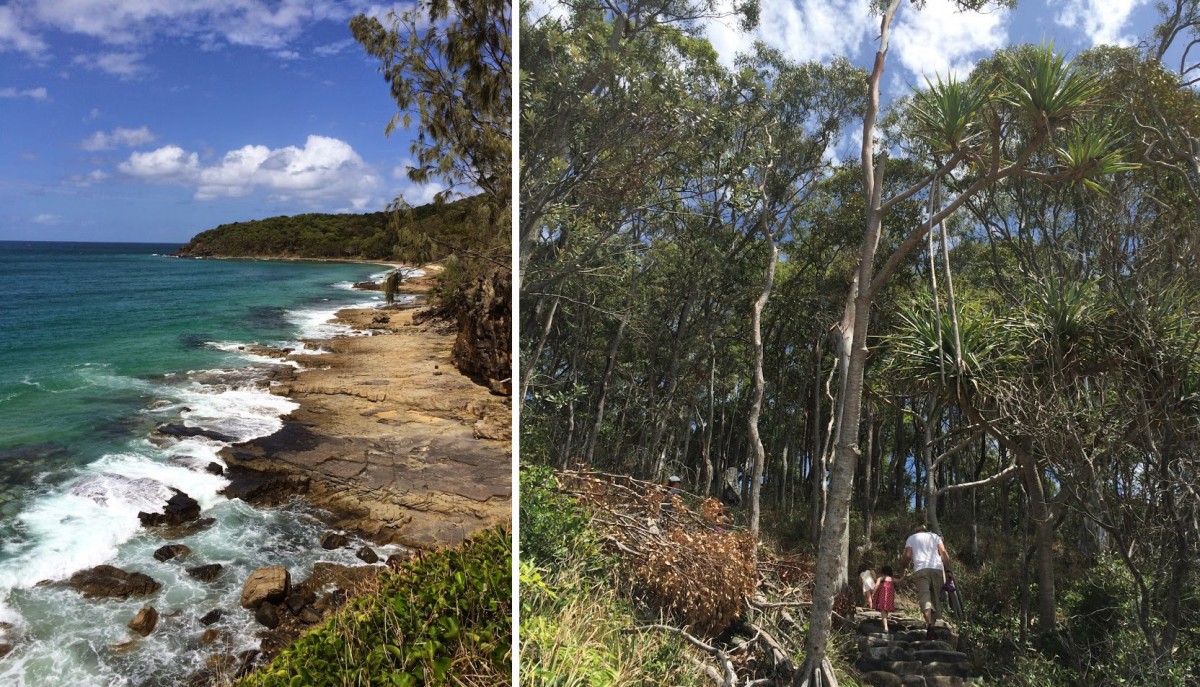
{"left": 798, "top": 3, "right": 1136, "bottom": 679}
{"left": 737, "top": 50, "right": 867, "bottom": 535}
{"left": 351, "top": 0, "right": 510, "bottom": 219}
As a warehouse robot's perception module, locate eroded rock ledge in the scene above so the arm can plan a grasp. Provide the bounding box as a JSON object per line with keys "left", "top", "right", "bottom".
{"left": 220, "top": 279, "right": 512, "bottom": 550}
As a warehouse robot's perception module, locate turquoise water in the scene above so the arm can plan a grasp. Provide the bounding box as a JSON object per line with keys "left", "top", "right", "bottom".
{"left": 0, "top": 241, "right": 407, "bottom": 685}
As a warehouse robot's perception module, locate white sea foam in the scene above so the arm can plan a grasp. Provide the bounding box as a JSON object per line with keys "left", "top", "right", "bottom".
{"left": 286, "top": 298, "right": 379, "bottom": 340}
{"left": 173, "top": 384, "right": 299, "bottom": 443}
{"left": 332, "top": 280, "right": 358, "bottom": 291}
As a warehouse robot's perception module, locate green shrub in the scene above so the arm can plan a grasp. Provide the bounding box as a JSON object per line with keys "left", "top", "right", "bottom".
{"left": 239, "top": 527, "right": 511, "bottom": 687}
{"left": 518, "top": 464, "right": 598, "bottom": 567}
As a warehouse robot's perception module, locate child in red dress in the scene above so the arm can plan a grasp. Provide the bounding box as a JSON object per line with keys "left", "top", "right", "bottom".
{"left": 873, "top": 565, "right": 902, "bottom": 632}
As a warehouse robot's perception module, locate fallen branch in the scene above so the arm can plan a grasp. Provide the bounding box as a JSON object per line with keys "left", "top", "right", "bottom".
{"left": 633, "top": 624, "right": 738, "bottom": 686}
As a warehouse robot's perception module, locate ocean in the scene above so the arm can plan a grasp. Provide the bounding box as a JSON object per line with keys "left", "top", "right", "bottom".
{"left": 0, "top": 241, "right": 402, "bottom": 685}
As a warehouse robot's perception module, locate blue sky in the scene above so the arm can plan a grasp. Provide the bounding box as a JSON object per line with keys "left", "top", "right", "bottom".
{"left": 703, "top": 0, "right": 1163, "bottom": 82}
{"left": 0, "top": 0, "right": 1169, "bottom": 243}
{"left": 0, "top": 1, "right": 440, "bottom": 243}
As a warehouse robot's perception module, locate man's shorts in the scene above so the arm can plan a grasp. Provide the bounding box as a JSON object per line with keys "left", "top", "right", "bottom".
{"left": 913, "top": 567, "right": 946, "bottom": 615}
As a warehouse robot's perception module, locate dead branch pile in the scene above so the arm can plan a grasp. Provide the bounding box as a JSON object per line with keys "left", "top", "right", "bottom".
{"left": 558, "top": 469, "right": 758, "bottom": 636}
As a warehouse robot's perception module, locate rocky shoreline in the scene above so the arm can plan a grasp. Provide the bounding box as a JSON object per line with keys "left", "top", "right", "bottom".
{"left": 219, "top": 269, "right": 512, "bottom": 549}
{"left": 201, "top": 267, "right": 512, "bottom": 679}
{"left": 28, "top": 267, "right": 511, "bottom": 685}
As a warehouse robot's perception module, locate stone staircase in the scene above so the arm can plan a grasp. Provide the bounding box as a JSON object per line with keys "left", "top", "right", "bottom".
{"left": 853, "top": 611, "right": 980, "bottom": 687}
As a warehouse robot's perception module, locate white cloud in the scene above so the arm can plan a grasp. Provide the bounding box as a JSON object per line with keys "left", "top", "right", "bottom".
{"left": 87, "top": 107, "right": 100, "bottom": 119}
{"left": 119, "top": 135, "right": 382, "bottom": 206}
{"left": 0, "top": 85, "right": 47, "bottom": 99}
{"left": 314, "top": 39, "right": 355, "bottom": 57}
{"left": 892, "top": 0, "right": 1011, "bottom": 81}
{"left": 705, "top": 0, "right": 873, "bottom": 67}
{"left": 80, "top": 126, "right": 156, "bottom": 151}
{"left": 74, "top": 51, "right": 146, "bottom": 77}
{"left": 0, "top": 5, "right": 45, "bottom": 53}
{"left": 1055, "top": 0, "right": 1150, "bottom": 47}
{"left": 119, "top": 145, "right": 200, "bottom": 180}
{"left": 31, "top": 213, "right": 61, "bottom": 225}
{"left": 1, "top": 1, "right": 379, "bottom": 56}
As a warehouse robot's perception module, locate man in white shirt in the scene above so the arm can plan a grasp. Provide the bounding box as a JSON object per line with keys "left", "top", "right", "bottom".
{"left": 904, "top": 522, "right": 953, "bottom": 640}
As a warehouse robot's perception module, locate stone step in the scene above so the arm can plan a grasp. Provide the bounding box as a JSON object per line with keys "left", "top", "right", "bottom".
{"left": 920, "top": 662, "right": 978, "bottom": 678}
{"left": 913, "top": 649, "right": 970, "bottom": 664}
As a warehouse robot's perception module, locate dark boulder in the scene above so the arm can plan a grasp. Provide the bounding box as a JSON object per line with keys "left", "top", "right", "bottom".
{"left": 355, "top": 546, "right": 379, "bottom": 564}
{"left": 254, "top": 602, "right": 280, "bottom": 629}
{"left": 156, "top": 424, "right": 237, "bottom": 443}
{"left": 186, "top": 564, "right": 223, "bottom": 582}
{"left": 128, "top": 606, "right": 158, "bottom": 636}
{"left": 138, "top": 490, "right": 201, "bottom": 528}
{"left": 320, "top": 531, "right": 348, "bottom": 550}
{"left": 199, "top": 609, "right": 223, "bottom": 626}
{"left": 386, "top": 551, "right": 415, "bottom": 568}
{"left": 69, "top": 565, "right": 160, "bottom": 599}
{"left": 205, "top": 462, "right": 224, "bottom": 476}
{"left": 285, "top": 593, "right": 306, "bottom": 615}
{"left": 153, "top": 543, "right": 191, "bottom": 562}
{"left": 298, "top": 608, "right": 322, "bottom": 624}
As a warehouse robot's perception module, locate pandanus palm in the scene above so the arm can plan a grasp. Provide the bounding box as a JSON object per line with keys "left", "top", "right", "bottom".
{"left": 883, "top": 295, "right": 1020, "bottom": 401}
{"left": 801, "top": 32, "right": 1133, "bottom": 685}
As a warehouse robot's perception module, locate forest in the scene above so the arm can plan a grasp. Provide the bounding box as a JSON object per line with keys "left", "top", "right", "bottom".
{"left": 173, "top": 196, "right": 493, "bottom": 264}
{"left": 518, "top": 0, "right": 1200, "bottom": 685}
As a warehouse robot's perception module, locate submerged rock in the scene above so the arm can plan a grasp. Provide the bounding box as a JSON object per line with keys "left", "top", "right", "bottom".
{"left": 128, "top": 606, "right": 158, "bottom": 637}
{"left": 240, "top": 566, "right": 290, "bottom": 609}
{"left": 69, "top": 565, "right": 161, "bottom": 599}
{"left": 186, "top": 563, "right": 223, "bottom": 582}
{"left": 156, "top": 424, "right": 237, "bottom": 443}
{"left": 153, "top": 544, "right": 191, "bottom": 562}
{"left": 198, "top": 628, "right": 220, "bottom": 646}
{"left": 161, "top": 517, "right": 216, "bottom": 538}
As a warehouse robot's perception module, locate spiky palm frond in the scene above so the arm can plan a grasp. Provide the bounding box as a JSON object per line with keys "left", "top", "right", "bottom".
{"left": 1022, "top": 278, "right": 1111, "bottom": 356}
{"left": 1001, "top": 43, "right": 1102, "bottom": 130}
{"left": 881, "top": 294, "right": 1021, "bottom": 398}
{"left": 1053, "top": 122, "right": 1141, "bottom": 193}
{"left": 909, "top": 74, "right": 990, "bottom": 153}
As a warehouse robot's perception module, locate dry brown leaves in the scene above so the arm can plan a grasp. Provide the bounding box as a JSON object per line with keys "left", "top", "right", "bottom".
{"left": 558, "top": 469, "right": 759, "bottom": 637}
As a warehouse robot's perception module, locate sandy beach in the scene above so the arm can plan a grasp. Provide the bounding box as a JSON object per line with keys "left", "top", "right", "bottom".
{"left": 220, "top": 270, "right": 513, "bottom": 549}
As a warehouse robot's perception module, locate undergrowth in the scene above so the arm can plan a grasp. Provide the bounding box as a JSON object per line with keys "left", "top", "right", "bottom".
{"left": 520, "top": 465, "right": 868, "bottom": 686}
{"left": 239, "top": 526, "right": 512, "bottom": 687}
{"left": 519, "top": 464, "right": 706, "bottom": 686}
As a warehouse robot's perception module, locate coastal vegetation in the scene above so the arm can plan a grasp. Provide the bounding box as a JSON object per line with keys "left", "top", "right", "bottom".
{"left": 240, "top": 527, "right": 512, "bottom": 687}
{"left": 520, "top": 0, "right": 1200, "bottom": 685}
{"left": 173, "top": 197, "right": 492, "bottom": 264}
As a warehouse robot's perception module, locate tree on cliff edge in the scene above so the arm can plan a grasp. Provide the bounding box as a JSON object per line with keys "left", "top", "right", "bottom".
{"left": 351, "top": 0, "right": 513, "bottom": 388}
{"left": 351, "top": 0, "right": 512, "bottom": 246}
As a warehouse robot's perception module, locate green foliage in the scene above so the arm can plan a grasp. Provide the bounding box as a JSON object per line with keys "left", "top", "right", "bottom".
{"left": 518, "top": 464, "right": 598, "bottom": 567}
{"left": 239, "top": 527, "right": 511, "bottom": 687}
{"left": 174, "top": 196, "right": 487, "bottom": 264}
{"left": 350, "top": 0, "right": 511, "bottom": 207}
{"left": 1001, "top": 42, "right": 1102, "bottom": 128}
{"left": 910, "top": 74, "right": 988, "bottom": 153}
